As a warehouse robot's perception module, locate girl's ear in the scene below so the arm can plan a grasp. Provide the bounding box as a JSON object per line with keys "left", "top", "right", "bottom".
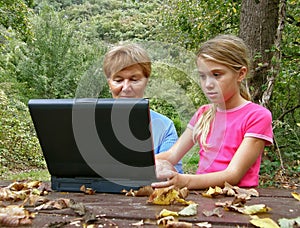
{"left": 237, "top": 66, "right": 247, "bottom": 82}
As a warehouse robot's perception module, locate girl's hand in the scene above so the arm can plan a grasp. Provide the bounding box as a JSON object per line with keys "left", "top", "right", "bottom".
{"left": 151, "top": 172, "right": 189, "bottom": 189}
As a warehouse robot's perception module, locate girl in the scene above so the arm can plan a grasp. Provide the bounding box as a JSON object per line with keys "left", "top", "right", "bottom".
{"left": 152, "top": 34, "right": 273, "bottom": 189}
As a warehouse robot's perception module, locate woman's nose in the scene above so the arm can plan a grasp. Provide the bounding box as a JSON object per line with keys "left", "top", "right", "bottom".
{"left": 122, "top": 79, "right": 131, "bottom": 91}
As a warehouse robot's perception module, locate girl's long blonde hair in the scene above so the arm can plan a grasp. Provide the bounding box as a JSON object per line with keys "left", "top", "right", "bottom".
{"left": 193, "top": 34, "right": 252, "bottom": 149}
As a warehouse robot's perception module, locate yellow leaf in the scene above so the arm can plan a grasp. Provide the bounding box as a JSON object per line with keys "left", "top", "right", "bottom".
{"left": 291, "top": 192, "right": 300, "bottom": 201}
{"left": 296, "top": 123, "right": 300, "bottom": 127}
{"left": 202, "top": 186, "right": 223, "bottom": 198}
{"left": 250, "top": 215, "right": 280, "bottom": 228}
{"left": 242, "top": 204, "right": 272, "bottom": 215}
{"left": 148, "top": 187, "right": 194, "bottom": 205}
{"left": 158, "top": 209, "right": 178, "bottom": 218}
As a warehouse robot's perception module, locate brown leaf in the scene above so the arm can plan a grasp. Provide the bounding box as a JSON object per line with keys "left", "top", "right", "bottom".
{"left": 80, "top": 185, "right": 96, "bottom": 195}
{"left": 166, "top": 221, "right": 193, "bottom": 228}
{"left": 135, "top": 186, "right": 154, "bottom": 197}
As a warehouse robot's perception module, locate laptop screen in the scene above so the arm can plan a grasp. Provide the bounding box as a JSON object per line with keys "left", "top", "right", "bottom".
{"left": 28, "top": 98, "right": 157, "bottom": 192}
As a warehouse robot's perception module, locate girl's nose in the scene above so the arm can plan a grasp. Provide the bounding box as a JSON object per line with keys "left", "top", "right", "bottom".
{"left": 205, "top": 76, "right": 215, "bottom": 88}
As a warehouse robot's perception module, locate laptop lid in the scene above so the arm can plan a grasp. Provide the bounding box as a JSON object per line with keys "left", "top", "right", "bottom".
{"left": 28, "top": 98, "right": 157, "bottom": 192}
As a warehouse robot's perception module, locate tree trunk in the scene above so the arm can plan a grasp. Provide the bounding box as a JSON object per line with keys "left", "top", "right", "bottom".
{"left": 239, "top": 0, "right": 280, "bottom": 106}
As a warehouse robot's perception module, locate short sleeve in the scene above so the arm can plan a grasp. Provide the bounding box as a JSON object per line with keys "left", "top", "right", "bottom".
{"left": 244, "top": 107, "right": 273, "bottom": 145}
{"left": 187, "top": 105, "right": 210, "bottom": 129}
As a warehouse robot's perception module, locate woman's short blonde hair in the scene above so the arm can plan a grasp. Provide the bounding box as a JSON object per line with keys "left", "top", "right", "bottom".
{"left": 103, "top": 44, "right": 151, "bottom": 79}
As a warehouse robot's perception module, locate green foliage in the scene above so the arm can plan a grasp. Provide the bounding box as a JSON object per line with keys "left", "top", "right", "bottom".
{"left": 16, "top": 3, "right": 106, "bottom": 99}
{"left": 0, "top": 85, "right": 46, "bottom": 175}
{"left": 0, "top": 0, "right": 34, "bottom": 42}
{"left": 159, "top": 0, "right": 240, "bottom": 50}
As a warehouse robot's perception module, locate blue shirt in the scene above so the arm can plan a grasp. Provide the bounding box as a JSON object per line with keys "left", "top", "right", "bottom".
{"left": 150, "top": 110, "right": 183, "bottom": 173}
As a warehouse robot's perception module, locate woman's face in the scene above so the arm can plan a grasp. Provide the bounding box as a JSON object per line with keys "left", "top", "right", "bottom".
{"left": 197, "top": 57, "right": 246, "bottom": 108}
{"left": 108, "top": 64, "right": 148, "bottom": 98}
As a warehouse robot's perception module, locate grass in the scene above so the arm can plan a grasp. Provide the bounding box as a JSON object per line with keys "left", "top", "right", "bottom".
{"left": 1, "top": 168, "right": 50, "bottom": 182}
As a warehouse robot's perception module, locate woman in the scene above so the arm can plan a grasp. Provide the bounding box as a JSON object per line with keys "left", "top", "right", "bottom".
{"left": 103, "top": 43, "right": 183, "bottom": 173}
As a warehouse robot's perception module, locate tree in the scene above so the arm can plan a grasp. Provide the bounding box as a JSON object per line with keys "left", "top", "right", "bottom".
{"left": 239, "top": 0, "right": 281, "bottom": 106}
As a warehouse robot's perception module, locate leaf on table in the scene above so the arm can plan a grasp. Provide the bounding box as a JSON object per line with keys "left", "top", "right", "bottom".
{"left": 158, "top": 208, "right": 179, "bottom": 218}
{"left": 122, "top": 186, "right": 154, "bottom": 197}
{"left": 131, "top": 219, "right": 144, "bottom": 226}
{"left": 222, "top": 182, "right": 236, "bottom": 196}
{"left": 195, "top": 221, "right": 212, "bottom": 227}
{"left": 34, "top": 198, "right": 71, "bottom": 210}
{"left": 0, "top": 205, "right": 35, "bottom": 226}
{"left": 230, "top": 204, "right": 271, "bottom": 215}
{"left": 80, "top": 185, "right": 96, "bottom": 195}
{"left": 157, "top": 215, "right": 176, "bottom": 226}
{"left": 202, "top": 207, "right": 223, "bottom": 217}
{"left": 202, "top": 186, "right": 223, "bottom": 198}
{"left": 178, "top": 187, "right": 189, "bottom": 199}
{"left": 291, "top": 192, "right": 300, "bottom": 201}
{"left": 178, "top": 203, "right": 198, "bottom": 216}
{"left": 148, "top": 187, "right": 194, "bottom": 205}
{"left": 250, "top": 215, "right": 280, "bottom": 228}
{"left": 278, "top": 217, "right": 300, "bottom": 228}
{"left": 26, "top": 194, "right": 49, "bottom": 206}
{"left": 165, "top": 220, "right": 193, "bottom": 227}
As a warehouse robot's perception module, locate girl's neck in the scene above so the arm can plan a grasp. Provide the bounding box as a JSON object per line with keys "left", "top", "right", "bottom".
{"left": 218, "top": 95, "right": 248, "bottom": 110}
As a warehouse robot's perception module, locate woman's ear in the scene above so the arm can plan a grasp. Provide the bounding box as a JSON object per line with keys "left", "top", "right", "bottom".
{"left": 237, "top": 66, "right": 247, "bottom": 82}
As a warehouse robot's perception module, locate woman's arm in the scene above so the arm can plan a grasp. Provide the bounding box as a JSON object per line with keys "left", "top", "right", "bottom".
{"left": 153, "top": 137, "right": 266, "bottom": 189}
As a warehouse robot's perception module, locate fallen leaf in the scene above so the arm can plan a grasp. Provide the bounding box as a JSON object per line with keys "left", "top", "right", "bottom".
{"left": 178, "top": 187, "right": 189, "bottom": 199}
{"left": 291, "top": 192, "right": 300, "bottom": 201}
{"left": 131, "top": 219, "right": 144, "bottom": 226}
{"left": 80, "top": 185, "right": 96, "bottom": 195}
{"left": 135, "top": 186, "right": 154, "bottom": 196}
{"left": 202, "top": 186, "right": 223, "bottom": 198}
{"left": 158, "top": 209, "right": 178, "bottom": 218}
{"left": 34, "top": 198, "right": 71, "bottom": 210}
{"left": 202, "top": 207, "right": 223, "bottom": 217}
{"left": 242, "top": 204, "right": 272, "bottom": 215}
{"left": 250, "top": 215, "right": 280, "bottom": 228}
{"left": 157, "top": 215, "right": 176, "bottom": 226}
{"left": 195, "top": 222, "right": 212, "bottom": 227}
{"left": 227, "top": 204, "right": 271, "bottom": 215}
{"left": 166, "top": 220, "right": 193, "bottom": 227}
{"left": 148, "top": 187, "right": 194, "bottom": 205}
{"left": 278, "top": 217, "right": 300, "bottom": 228}
{"left": 0, "top": 205, "right": 35, "bottom": 227}
{"left": 178, "top": 203, "right": 198, "bottom": 216}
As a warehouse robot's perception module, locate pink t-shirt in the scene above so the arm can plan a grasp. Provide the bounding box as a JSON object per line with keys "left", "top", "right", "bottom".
{"left": 187, "top": 101, "right": 273, "bottom": 187}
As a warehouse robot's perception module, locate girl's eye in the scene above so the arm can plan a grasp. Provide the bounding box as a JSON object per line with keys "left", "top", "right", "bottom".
{"left": 213, "top": 72, "right": 220, "bottom": 77}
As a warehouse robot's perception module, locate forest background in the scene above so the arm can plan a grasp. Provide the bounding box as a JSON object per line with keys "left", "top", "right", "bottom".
{"left": 0, "top": 0, "right": 299, "bottom": 188}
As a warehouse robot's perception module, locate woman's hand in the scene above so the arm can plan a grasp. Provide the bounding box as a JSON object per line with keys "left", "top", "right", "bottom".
{"left": 152, "top": 159, "right": 189, "bottom": 189}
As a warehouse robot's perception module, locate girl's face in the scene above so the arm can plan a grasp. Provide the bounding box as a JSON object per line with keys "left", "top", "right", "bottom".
{"left": 197, "top": 57, "right": 246, "bottom": 109}
{"left": 108, "top": 64, "right": 148, "bottom": 98}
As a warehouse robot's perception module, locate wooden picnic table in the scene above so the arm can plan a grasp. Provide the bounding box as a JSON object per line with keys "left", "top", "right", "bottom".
{"left": 0, "top": 181, "right": 299, "bottom": 227}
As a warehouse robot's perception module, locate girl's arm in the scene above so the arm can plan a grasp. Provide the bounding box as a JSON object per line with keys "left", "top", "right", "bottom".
{"left": 155, "top": 128, "right": 195, "bottom": 165}
{"left": 153, "top": 137, "right": 266, "bottom": 189}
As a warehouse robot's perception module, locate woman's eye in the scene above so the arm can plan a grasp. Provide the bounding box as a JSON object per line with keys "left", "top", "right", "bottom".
{"left": 213, "top": 73, "right": 220, "bottom": 77}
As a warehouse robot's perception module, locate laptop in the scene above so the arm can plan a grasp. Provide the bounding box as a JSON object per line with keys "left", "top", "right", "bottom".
{"left": 28, "top": 98, "right": 158, "bottom": 193}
